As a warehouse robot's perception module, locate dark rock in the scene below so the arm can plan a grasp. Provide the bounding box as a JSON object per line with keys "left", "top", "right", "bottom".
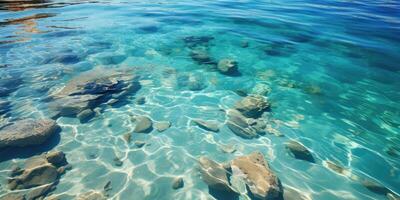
{"left": 183, "top": 36, "right": 214, "bottom": 48}
{"left": 0, "top": 100, "right": 11, "bottom": 116}
{"left": 217, "top": 59, "right": 238, "bottom": 75}
{"left": 10, "top": 165, "right": 23, "bottom": 177}
{"left": 286, "top": 141, "right": 315, "bottom": 163}
{"left": 133, "top": 116, "right": 153, "bottom": 133}
{"left": 192, "top": 119, "right": 219, "bottom": 132}
{"left": 135, "top": 96, "right": 146, "bottom": 105}
{"left": 234, "top": 95, "right": 270, "bottom": 118}
{"left": 154, "top": 121, "right": 171, "bottom": 132}
{"left": 77, "top": 109, "right": 95, "bottom": 123}
{"left": 230, "top": 152, "right": 283, "bottom": 200}
{"left": 113, "top": 157, "right": 123, "bottom": 167}
{"left": 172, "top": 177, "right": 184, "bottom": 190}
{"left": 190, "top": 49, "right": 213, "bottom": 65}
{"left": 0, "top": 119, "right": 59, "bottom": 148}
{"left": 134, "top": 141, "right": 146, "bottom": 148}
{"left": 45, "top": 151, "right": 68, "bottom": 168}
{"left": 240, "top": 40, "right": 249, "bottom": 48}
{"left": 43, "top": 53, "right": 81, "bottom": 65}
{"left": 361, "top": 179, "right": 390, "bottom": 195}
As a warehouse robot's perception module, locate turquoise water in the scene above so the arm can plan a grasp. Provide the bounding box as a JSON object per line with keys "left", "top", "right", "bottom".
{"left": 0, "top": 0, "right": 399, "bottom": 199}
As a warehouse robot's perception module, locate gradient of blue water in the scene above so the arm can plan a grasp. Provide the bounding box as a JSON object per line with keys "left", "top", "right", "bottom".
{"left": 0, "top": 0, "right": 399, "bottom": 199}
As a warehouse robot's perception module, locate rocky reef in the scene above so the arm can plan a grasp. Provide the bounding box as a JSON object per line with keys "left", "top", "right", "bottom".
{"left": 48, "top": 67, "right": 140, "bottom": 119}
{"left": 226, "top": 95, "right": 270, "bottom": 139}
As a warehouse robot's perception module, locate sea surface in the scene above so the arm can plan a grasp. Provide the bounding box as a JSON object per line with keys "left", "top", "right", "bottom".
{"left": 0, "top": 0, "right": 399, "bottom": 199}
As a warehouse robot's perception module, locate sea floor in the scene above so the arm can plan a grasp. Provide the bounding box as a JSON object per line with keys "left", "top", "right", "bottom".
{"left": 0, "top": 0, "right": 399, "bottom": 199}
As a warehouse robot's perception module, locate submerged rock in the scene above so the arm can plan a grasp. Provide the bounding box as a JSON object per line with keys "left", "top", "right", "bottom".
{"left": 123, "top": 133, "right": 131, "bottom": 143}
{"left": 226, "top": 110, "right": 258, "bottom": 139}
{"left": 230, "top": 152, "right": 283, "bottom": 200}
{"left": 192, "top": 119, "right": 219, "bottom": 132}
{"left": 45, "top": 151, "right": 68, "bottom": 168}
{"left": 217, "top": 59, "right": 238, "bottom": 75}
{"left": 135, "top": 96, "right": 146, "bottom": 105}
{"left": 8, "top": 164, "right": 58, "bottom": 190}
{"left": 133, "top": 116, "right": 153, "bottom": 133}
{"left": 183, "top": 36, "right": 214, "bottom": 48}
{"left": 325, "top": 161, "right": 345, "bottom": 175}
{"left": 154, "top": 121, "right": 171, "bottom": 132}
{"left": 172, "top": 177, "right": 184, "bottom": 190}
{"left": 198, "top": 156, "right": 233, "bottom": 192}
{"left": 76, "top": 191, "right": 107, "bottom": 200}
{"left": 234, "top": 95, "right": 270, "bottom": 118}
{"left": 286, "top": 141, "right": 315, "bottom": 163}
{"left": 7, "top": 150, "right": 69, "bottom": 194}
{"left": 77, "top": 109, "right": 95, "bottom": 123}
{"left": 0, "top": 119, "right": 59, "bottom": 148}
{"left": 190, "top": 49, "right": 213, "bottom": 65}
{"left": 387, "top": 193, "right": 400, "bottom": 200}
{"left": 251, "top": 83, "right": 272, "bottom": 96}
{"left": 134, "top": 141, "right": 146, "bottom": 148}
{"left": 50, "top": 68, "right": 140, "bottom": 118}
{"left": 361, "top": 179, "right": 390, "bottom": 195}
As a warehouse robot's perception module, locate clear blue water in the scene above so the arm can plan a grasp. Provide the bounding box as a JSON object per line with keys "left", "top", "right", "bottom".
{"left": 0, "top": 0, "right": 399, "bottom": 199}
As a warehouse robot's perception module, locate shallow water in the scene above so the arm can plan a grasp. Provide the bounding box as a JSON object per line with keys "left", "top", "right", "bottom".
{"left": 0, "top": 0, "right": 399, "bottom": 199}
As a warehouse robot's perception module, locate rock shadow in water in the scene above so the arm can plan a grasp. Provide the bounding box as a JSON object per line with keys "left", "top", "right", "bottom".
{"left": 209, "top": 187, "right": 239, "bottom": 200}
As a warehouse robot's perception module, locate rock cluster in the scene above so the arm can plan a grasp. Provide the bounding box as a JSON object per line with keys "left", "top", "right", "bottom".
{"left": 0, "top": 119, "right": 59, "bottom": 148}
{"left": 226, "top": 95, "right": 270, "bottom": 139}
{"left": 199, "top": 152, "right": 283, "bottom": 199}
{"left": 184, "top": 35, "right": 240, "bottom": 76}
{"left": 49, "top": 68, "right": 140, "bottom": 119}
{"left": 6, "top": 151, "right": 70, "bottom": 199}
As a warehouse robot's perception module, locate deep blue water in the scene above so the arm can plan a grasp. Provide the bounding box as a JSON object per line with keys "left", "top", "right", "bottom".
{"left": 0, "top": 0, "right": 399, "bottom": 199}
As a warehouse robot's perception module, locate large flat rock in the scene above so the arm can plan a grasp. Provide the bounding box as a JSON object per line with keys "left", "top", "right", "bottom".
{"left": 0, "top": 119, "right": 59, "bottom": 148}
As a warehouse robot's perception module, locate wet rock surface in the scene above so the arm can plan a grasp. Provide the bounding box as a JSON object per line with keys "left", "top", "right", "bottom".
{"left": 226, "top": 109, "right": 260, "bottom": 139}
{"left": 0, "top": 119, "right": 60, "bottom": 148}
{"left": 199, "top": 156, "right": 233, "bottom": 192}
{"left": 6, "top": 151, "right": 69, "bottom": 199}
{"left": 154, "top": 121, "right": 171, "bottom": 132}
{"left": 192, "top": 119, "right": 220, "bottom": 132}
{"left": 285, "top": 140, "right": 315, "bottom": 163}
{"left": 199, "top": 152, "right": 283, "bottom": 200}
{"left": 49, "top": 68, "right": 140, "bottom": 118}
{"left": 133, "top": 116, "right": 153, "bottom": 133}
{"left": 217, "top": 59, "right": 238, "bottom": 75}
{"left": 172, "top": 177, "right": 184, "bottom": 190}
{"left": 234, "top": 95, "right": 270, "bottom": 119}
{"left": 230, "top": 152, "right": 283, "bottom": 200}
